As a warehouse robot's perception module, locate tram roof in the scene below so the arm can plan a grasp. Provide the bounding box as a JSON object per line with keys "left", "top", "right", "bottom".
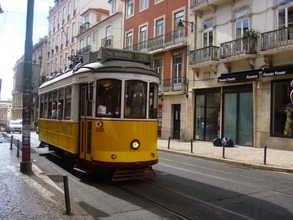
{"left": 39, "top": 59, "right": 159, "bottom": 90}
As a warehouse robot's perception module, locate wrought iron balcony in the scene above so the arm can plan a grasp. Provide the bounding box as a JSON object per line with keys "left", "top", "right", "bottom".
{"left": 101, "top": 35, "right": 113, "bottom": 47}
{"left": 124, "top": 30, "right": 187, "bottom": 52}
{"left": 76, "top": 45, "right": 92, "bottom": 56}
{"left": 189, "top": 45, "right": 219, "bottom": 65}
{"left": 148, "top": 35, "right": 164, "bottom": 51}
{"left": 160, "top": 77, "right": 187, "bottom": 94}
{"left": 165, "top": 29, "right": 186, "bottom": 46}
{"left": 80, "top": 22, "right": 90, "bottom": 34}
{"left": 220, "top": 37, "right": 257, "bottom": 59}
{"left": 190, "top": 0, "right": 209, "bottom": 8}
{"left": 261, "top": 27, "right": 293, "bottom": 51}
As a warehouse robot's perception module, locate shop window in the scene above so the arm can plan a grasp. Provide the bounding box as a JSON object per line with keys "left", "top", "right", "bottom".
{"left": 272, "top": 80, "right": 293, "bottom": 136}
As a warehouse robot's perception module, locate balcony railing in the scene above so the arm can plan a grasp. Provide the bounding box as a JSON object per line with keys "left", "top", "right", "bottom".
{"left": 76, "top": 45, "right": 92, "bottom": 56}
{"left": 124, "top": 30, "right": 187, "bottom": 52}
{"left": 261, "top": 27, "right": 293, "bottom": 51}
{"left": 80, "top": 22, "right": 90, "bottom": 34}
{"left": 165, "top": 29, "right": 186, "bottom": 46}
{"left": 189, "top": 45, "right": 219, "bottom": 65}
{"left": 101, "top": 35, "right": 113, "bottom": 47}
{"left": 220, "top": 37, "right": 257, "bottom": 59}
{"left": 160, "top": 77, "right": 187, "bottom": 93}
{"left": 190, "top": 0, "right": 209, "bottom": 8}
{"left": 148, "top": 35, "right": 164, "bottom": 51}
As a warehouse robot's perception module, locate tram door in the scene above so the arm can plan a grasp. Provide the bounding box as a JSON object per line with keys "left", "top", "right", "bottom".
{"left": 79, "top": 85, "right": 93, "bottom": 161}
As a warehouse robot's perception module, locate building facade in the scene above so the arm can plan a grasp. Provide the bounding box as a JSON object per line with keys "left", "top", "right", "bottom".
{"left": 122, "top": 0, "right": 190, "bottom": 139}
{"left": 188, "top": 0, "right": 293, "bottom": 150}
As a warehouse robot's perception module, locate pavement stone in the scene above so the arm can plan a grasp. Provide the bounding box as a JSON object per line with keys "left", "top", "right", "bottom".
{"left": 1, "top": 135, "right": 293, "bottom": 219}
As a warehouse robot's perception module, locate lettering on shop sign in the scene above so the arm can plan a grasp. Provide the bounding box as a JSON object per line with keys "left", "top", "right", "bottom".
{"left": 263, "top": 70, "right": 287, "bottom": 77}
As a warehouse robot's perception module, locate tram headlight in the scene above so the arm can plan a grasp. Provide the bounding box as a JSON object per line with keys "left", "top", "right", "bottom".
{"left": 130, "top": 139, "right": 140, "bottom": 150}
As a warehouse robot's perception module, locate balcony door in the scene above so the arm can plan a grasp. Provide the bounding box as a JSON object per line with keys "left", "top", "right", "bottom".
{"left": 172, "top": 54, "right": 182, "bottom": 91}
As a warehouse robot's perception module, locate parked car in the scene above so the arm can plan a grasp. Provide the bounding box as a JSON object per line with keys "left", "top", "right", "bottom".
{"left": 6, "top": 120, "right": 22, "bottom": 133}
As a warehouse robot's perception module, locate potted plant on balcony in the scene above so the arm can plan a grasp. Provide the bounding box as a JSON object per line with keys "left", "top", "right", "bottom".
{"left": 55, "top": 44, "right": 59, "bottom": 50}
{"left": 243, "top": 28, "right": 259, "bottom": 54}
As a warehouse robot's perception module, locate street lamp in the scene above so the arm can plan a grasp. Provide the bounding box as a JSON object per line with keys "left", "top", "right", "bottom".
{"left": 176, "top": 19, "right": 194, "bottom": 32}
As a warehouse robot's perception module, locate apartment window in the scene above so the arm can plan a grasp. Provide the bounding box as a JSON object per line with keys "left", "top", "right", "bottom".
{"left": 106, "top": 25, "right": 112, "bottom": 37}
{"left": 66, "top": 26, "right": 70, "bottom": 46}
{"left": 51, "top": 60, "right": 54, "bottom": 73}
{"left": 235, "top": 9, "right": 249, "bottom": 38}
{"left": 73, "top": 0, "right": 77, "bottom": 14}
{"left": 156, "top": 18, "right": 164, "bottom": 36}
{"left": 140, "top": 26, "right": 147, "bottom": 50}
{"left": 111, "top": 0, "right": 117, "bottom": 14}
{"left": 79, "top": 39, "right": 84, "bottom": 49}
{"left": 172, "top": 54, "right": 182, "bottom": 89}
{"left": 93, "top": 32, "right": 96, "bottom": 42}
{"left": 86, "top": 35, "right": 91, "bottom": 46}
{"left": 65, "top": 52, "right": 68, "bottom": 68}
{"left": 126, "top": 32, "right": 133, "bottom": 50}
{"left": 68, "top": 1, "right": 71, "bottom": 20}
{"left": 62, "top": 7, "right": 66, "bottom": 24}
{"left": 55, "top": 58, "right": 58, "bottom": 71}
{"left": 154, "top": 58, "right": 163, "bottom": 84}
{"left": 174, "top": 11, "right": 184, "bottom": 38}
{"left": 271, "top": 80, "right": 293, "bottom": 137}
{"left": 60, "top": 55, "right": 63, "bottom": 70}
{"left": 127, "top": 0, "right": 134, "bottom": 17}
{"left": 72, "top": 22, "right": 76, "bottom": 43}
{"left": 58, "top": 12, "right": 61, "bottom": 28}
{"left": 278, "top": 4, "right": 293, "bottom": 28}
{"left": 61, "top": 31, "right": 64, "bottom": 48}
{"left": 53, "top": 16, "right": 56, "bottom": 32}
{"left": 203, "top": 21, "right": 213, "bottom": 47}
{"left": 140, "top": 0, "right": 148, "bottom": 10}
{"left": 49, "top": 19, "right": 52, "bottom": 35}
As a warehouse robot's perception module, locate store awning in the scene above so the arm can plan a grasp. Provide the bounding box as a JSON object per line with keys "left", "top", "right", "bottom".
{"left": 262, "top": 65, "right": 293, "bottom": 77}
{"left": 218, "top": 69, "right": 260, "bottom": 83}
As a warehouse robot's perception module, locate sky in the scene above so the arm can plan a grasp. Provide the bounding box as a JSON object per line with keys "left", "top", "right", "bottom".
{"left": 0, "top": 0, "right": 53, "bottom": 101}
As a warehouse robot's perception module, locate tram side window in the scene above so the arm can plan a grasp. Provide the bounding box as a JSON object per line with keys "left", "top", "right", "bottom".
{"left": 64, "top": 87, "right": 72, "bottom": 120}
{"left": 149, "top": 83, "right": 158, "bottom": 119}
{"left": 40, "top": 95, "right": 44, "bottom": 118}
{"left": 125, "top": 80, "right": 147, "bottom": 118}
{"left": 96, "top": 79, "right": 121, "bottom": 117}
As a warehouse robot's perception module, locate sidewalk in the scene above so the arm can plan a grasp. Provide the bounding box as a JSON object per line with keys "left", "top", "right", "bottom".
{"left": 1, "top": 137, "right": 293, "bottom": 220}
{"left": 0, "top": 139, "right": 94, "bottom": 220}
{"left": 157, "top": 138, "right": 293, "bottom": 173}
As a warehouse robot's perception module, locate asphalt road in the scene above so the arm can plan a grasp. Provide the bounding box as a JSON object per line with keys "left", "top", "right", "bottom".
{"left": 4, "top": 132, "right": 293, "bottom": 219}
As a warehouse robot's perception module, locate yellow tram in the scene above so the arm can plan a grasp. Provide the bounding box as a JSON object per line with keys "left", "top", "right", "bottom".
{"left": 38, "top": 48, "right": 160, "bottom": 181}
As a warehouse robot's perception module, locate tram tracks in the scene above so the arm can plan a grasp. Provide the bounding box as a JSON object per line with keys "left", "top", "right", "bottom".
{"left": 116, "top": 179, "right": 254, "bottom": 220}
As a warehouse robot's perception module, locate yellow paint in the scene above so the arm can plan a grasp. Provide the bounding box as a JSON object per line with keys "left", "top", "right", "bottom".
{"left": 38, "top": 119, "right": 78, "bottom": 154}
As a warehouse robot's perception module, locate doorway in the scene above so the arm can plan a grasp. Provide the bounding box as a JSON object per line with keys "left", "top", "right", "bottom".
{"left": 223, "top": 86, "right": 253, "bottom": 146}
{"left": 173, "top": 104, "right": 181, "bottom": 139}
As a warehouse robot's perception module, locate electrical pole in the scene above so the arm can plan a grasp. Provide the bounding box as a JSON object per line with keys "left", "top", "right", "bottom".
{"left": 20, "top": 0, "right": 34, "bottom": 173}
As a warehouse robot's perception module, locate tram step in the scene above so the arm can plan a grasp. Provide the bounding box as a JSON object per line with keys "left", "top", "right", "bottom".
{"left": 73, "top": 161, "right": 94, "bottom": 174}
{"left": 112, "top": 166, "right": 156, "bottom": 182}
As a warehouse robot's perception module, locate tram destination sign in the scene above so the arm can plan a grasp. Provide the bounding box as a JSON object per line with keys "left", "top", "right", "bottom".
{"left": 98, "top": 47, "right": 153, "bottom": 65}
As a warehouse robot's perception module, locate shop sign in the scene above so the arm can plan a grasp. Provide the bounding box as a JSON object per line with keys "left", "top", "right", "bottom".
{"left": 218, "top": 70, "right": 259, "bottom": 83}
{"left": 262, "top": 65, "right": 293, "bottom": 77}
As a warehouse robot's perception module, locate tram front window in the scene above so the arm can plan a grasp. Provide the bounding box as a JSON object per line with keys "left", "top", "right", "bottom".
{"left": 125, "top": 80, "right": 147, "bottom": 118}
{"left": 96, "top": 79, "right": 121, "bottom": 117}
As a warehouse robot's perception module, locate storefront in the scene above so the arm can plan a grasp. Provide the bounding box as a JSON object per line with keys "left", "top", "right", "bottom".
{"left": 262, "top": 65, "right": 293, "bottom": 138}
{"left": 194, "top": 69, "right": 260, "bottom": 146}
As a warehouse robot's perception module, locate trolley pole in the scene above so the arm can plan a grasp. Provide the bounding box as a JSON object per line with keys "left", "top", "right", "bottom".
{"left": 20, "top": 0, "right": 34, "bottom": 173}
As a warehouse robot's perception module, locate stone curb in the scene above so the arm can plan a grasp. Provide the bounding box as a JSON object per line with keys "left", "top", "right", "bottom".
{"left": 158, "top": 148, "right": 293, "bottom": 174}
